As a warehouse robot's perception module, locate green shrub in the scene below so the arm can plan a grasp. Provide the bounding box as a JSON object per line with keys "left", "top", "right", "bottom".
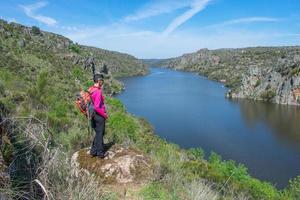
{"left": 182, "top": 160, "right": 207, "bottom": 181}
{"left": 291, "top": 67, "right": 299, "bottom": 76}
{"left": 282, "top": 176, "right": 300, "bottom": 200}
{"left": 247, "top": 179, "right": 278, "bottom": 200}
{"left": 31, "top": 26, "right": 41, "bottom": 35}
{"left": 69, "top": 43, "right": 81, "bottom": 53}
{"left": 254, "top": 79, "right": 261, "bottom": 87}
{"left": 260, "top": 89, "right": 276, "bottom": 101}
{"left": 140, "top": 182, "right": 173, "bottom": 200}
{"left": 107, "top": 111, "right": 139, "bottom": 142}
{"left": 0, "top": 80, "right": 5, "bottom": 96}
{"left": 106, "top": 98, "right": 126, "bottom": 113}
{"left": 29, "top": 70, "right": 48, "bottom": 104}
{"left": 56, "top": 127, "right": 92, "bottom": 151}
{"left": 72, "top": 67, "right": 84, "bottom": 79}
{"left": 187, "top": 147, "right": 205, "bottom": 160}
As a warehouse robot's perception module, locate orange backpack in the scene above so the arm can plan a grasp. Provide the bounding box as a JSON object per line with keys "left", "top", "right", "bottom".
{"left": 75, "top": 89, "right": 93, "bottom": 118}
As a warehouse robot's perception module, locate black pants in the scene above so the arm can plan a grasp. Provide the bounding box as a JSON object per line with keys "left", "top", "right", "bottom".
{"left": 90, "top": 114, "right": 105, "bottom": 156}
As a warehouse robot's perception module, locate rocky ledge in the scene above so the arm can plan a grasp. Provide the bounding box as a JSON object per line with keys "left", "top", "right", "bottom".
{"left": 71, "top": 144, "right": 153, "bottom": 184}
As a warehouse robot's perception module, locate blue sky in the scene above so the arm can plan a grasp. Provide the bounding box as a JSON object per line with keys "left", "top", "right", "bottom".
{"left": 1, "top": 0, "right": 300, "bottom": 58}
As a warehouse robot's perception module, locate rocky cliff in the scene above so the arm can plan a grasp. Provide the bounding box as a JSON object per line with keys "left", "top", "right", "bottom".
{"left": 154, "top": 47, "right": 300, "bottom": 105}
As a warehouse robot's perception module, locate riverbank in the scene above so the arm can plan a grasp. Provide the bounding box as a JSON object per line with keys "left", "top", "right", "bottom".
{"left": 142, "top": 47, "right": 300, "bottom": 106}
{"left": 94, "top": 96, "right": 300, "bottom": 199}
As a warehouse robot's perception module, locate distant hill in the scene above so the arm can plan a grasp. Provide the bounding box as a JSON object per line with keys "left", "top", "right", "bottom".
{"left": 141, "top": 58, "right": 172, "bottom": 67}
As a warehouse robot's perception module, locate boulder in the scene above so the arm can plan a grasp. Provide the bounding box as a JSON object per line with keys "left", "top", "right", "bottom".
{"left": 71, "top": 145, "right": 153, "bottom": 184}
{"left": 18, "top": 39, "right": 25, "bottom": 47}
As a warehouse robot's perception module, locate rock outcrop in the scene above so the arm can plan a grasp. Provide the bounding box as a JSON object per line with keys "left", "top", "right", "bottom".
{"left": 71, "top": 145, "right": 153, "bottom": 184}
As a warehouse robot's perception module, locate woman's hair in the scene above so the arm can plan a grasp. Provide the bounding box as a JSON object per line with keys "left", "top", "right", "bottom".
{"left": 93, "top": 74, "right": 104, "bottom": 83}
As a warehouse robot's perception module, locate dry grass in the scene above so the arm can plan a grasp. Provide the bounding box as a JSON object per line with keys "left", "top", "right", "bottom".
{"left": 0, "top": 116, "right": 114, "bottom": 200}
{"left": 188, "top": 180, "right": 219, "bottom": 200}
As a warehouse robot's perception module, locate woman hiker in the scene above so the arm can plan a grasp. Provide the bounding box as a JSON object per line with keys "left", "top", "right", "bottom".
{"left": 89, "top": 73, "right": 108, "bottom": 158}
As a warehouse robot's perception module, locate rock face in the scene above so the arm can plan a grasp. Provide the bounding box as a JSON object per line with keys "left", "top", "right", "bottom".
{"left": 232, "top": 66, "right": 300, "bottom": 105}
{"left": 155, "top": 47, "right": 300, "bottom": 106}
{"left": 72, "top": 145, "right": 153, "bottom": 184}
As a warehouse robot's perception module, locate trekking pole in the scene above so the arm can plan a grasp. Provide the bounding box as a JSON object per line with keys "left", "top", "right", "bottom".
{"left": 87, "top": 113, "right": 92, "bottom": 136}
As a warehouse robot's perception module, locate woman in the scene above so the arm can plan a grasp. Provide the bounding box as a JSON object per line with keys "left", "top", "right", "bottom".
{"left": 88, "top": 74, "right": 108, "bottom": 158}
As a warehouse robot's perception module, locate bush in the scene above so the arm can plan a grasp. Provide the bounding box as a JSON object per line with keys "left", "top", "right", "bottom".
{"left": 29, "top": 70, "right": 48, "bottom": 105}
{"left": 69, "top": 43, "right": 81, "bottom": 53}
{"left": 107, "top": 111, "right": 139, "bottom": 142}
{"left": 187, "top": 147, "right": 205, "bottom": 160}
{"left": 31, "top": 26, "right": 41, "bottom": 35}
{"left": 56, "top": 127, "right": 91, "bottom": 151}
{"left": 291, "top": 67, "right": 299, "bottom": 76}
{"left": 254, "top": 79, "right": 261, "bottom": 87}
{"left": 260, "top": 89, "right": 276, "bottom": 101}
{"left": 140, "top": 182, "right": 172, "bottom": 200}
{"left": 106, "top": 98, "right": 126, "bottom": 113}
{"left": 282, "top": 176, "right": 300, "bottom": 200}
{"left": 72, "top": 67, "right": 84, "bottom": 79}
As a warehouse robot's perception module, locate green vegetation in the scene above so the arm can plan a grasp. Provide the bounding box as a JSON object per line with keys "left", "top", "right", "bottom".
{"left": 260, "top": 89, "right": 276, "bottom": 101}
{"left": 291, "top": 67, "right": 300, "bottom": 76}
{"left": 254, "top": 79, "right": 261, "bottom": 87}
{"left": 1, "top": 19, "right": 300, "bottom": 199}
{"left": 69, "top": 43, "right": 81, "bottom": 53}
{"left": 31, "top": 26, "right": 41, "bottom": 35}
{"left": 140, "top": 183, "right": 173, "bottom": 200}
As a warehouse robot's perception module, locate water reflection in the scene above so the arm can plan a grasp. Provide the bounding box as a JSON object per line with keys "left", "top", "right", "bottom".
{"left": 234, "top": 99, "right": 300, "bottom": 151}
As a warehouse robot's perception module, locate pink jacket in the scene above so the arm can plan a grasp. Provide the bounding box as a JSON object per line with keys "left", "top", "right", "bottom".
{"left": 89, "top": 86, "right": 108, "bottom": 120}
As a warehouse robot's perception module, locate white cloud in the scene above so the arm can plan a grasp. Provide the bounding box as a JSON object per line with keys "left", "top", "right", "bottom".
{"left": 124, "top": 0, "right": 191, "bottom": 22}
{"left": 163, "top": 0, "right": 212, "bottom": 36}
{"left": 206, "top": 17, "right": 281, "bottom": 29}
{"left": 52, "top": 1, "right": 297, "bottom": 59}
{"left": 20, "top": 1, "right": 57, "bottom": 26}
{"left": 61, "top": 23, "right": 300, "bottom": 59}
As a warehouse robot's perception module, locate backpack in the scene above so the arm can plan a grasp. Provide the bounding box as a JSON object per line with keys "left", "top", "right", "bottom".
{"left": 75, "top": 89, "right": 95, "bottom": 119}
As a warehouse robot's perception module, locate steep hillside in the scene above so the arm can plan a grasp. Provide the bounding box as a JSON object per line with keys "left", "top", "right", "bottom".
{"left": 0, "top": 19, "right": 147, "bottom": 198}
{"left": 0, "top": 20, "right": 148, "bottom": 79}
{"left": 152, "top": 47, "right": 300, "bottom": 106}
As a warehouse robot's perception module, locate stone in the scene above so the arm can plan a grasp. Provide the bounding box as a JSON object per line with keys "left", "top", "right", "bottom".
{"left": 18, "top": 39, "right": 25, "bottom": 47}
{"left": 71, "top": 145, "right": 153, "bottom": 184}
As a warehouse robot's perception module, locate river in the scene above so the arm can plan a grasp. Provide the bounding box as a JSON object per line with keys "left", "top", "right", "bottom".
{"left": 116, "top": 67, "right": 300, "bottom": 188}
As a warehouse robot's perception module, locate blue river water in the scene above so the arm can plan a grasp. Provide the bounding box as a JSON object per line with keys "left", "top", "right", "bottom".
{"left": 116, "top": 67, "right": 300, "bottom": 188}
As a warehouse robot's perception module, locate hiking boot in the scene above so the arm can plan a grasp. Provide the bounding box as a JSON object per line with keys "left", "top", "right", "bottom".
{"left": 98, "top": 152, "right": 108, "bottom": 159}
